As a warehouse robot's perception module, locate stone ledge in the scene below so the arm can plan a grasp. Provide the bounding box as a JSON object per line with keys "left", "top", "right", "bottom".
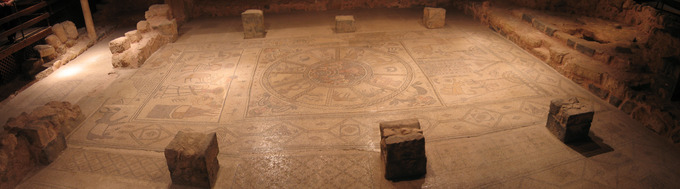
{"left": 456, "top": 0, "right": 680, "bottom": 146}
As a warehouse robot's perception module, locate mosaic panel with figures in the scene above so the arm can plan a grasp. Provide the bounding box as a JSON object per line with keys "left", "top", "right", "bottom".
{"left": 247, "top": 45, "right": 442, "bottom": 117}
{"left": 133, "top": 49, "right": 242, "bottom": 123}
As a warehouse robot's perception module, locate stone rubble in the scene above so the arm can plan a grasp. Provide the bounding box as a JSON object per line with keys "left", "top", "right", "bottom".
{"left": 0, "top": 101, "right": 82, "bottom": 188}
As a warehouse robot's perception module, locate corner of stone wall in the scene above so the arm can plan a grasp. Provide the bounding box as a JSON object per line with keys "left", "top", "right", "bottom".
{"left": 110, "top": 4, "right": 178, "bottom": 68}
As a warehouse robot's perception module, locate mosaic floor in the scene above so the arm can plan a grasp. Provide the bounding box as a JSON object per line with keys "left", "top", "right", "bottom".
{"left": 12, "top": 9, "right": 680, "bottom": 188}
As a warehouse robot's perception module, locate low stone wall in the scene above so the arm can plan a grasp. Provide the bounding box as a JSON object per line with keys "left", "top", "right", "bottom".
{"left": 0, "top": 101, "right": 82, "bottom": 188}
{"left": 455, "top": 0, "right": 680, "bottom": 146}
{"left": 163, "top": 0, "right": 451, "bottom": 20}
{"left": 29, "top": 21, "right": 96, "bottom": 80}
{"left": 110, "top": 4, "right": 178, "bottom": 68}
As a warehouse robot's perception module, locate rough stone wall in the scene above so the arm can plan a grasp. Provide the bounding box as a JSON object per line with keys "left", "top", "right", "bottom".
{"left": 454, "top": 0, "right": 680, "bottom": 146}
{"left": 0, "top": 101, "right": 81, "bottom": 188}
{"left": 504, "top": 0, "right": 680, "bottom": 72}
{"left": 179, "top": 0, "right": 451, "bottom": 18}
{"left": 30, "top": 21, "right": 95, "bottom": 80}
{"left": 110, "top": 4, "right": 178, "bottom": 68}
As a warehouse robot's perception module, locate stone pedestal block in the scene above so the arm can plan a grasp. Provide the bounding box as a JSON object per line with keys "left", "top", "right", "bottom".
{"left": 335, "top": 15, "right": 356, "bottom": 33}
{"left": 423, "top": 7, "right": 446, "bottom": 29}
{"left": 546, "top": 97, "right": 594, "bottom": 143}
{"left": 165, "top": 131, "right": 219, "bottom": 188}
{"left": 380, "top": 119, "right": 426, "bottom": 181}
{"left": 241, "top": 9, "right": 265, "bottom": 39}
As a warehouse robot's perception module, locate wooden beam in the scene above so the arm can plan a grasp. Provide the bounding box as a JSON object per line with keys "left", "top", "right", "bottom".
{"left": 0, "top": 27, "right": 52, "bottom": 59}
{"left": 79, "top": 0, "right": 96, "bottom": 42}
{"left": 0, "top": 13, "right": 50, "bottom": 40}
{"left": 0, "top": 1, "right": 47, "bottom": 26}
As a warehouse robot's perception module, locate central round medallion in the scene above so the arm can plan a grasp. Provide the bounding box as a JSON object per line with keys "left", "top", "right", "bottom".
{"left": 306, "top": 61, "right": 370, "bottom": 88}
{"left": 261, "top": 47, "right": 414, "bottom": 109}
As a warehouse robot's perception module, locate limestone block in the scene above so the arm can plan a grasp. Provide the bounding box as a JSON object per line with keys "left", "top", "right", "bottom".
{"left": 165, "top": 131, "right": 219, "bottom": 188}
{"left": 44, "top": 35, "right": 62, "bottom": 49}
{"left": 39, "top": 133, "right": 66, "bottom": 164}
{"left": 423, "top": 7, "right": 446, "bottom": 29}
{"left": 335, "top": 15, "right": 356, "bottom": 33}
{"left": 21, "top": 121, "right": 57, "bottom": 148}
{"left": 241, "top": 9, "right": 265, "bottom": 39}
{"left": 137, "top": 21, "right": 151, "bottom": 33}
{"left": 112, "top": 50, "right": 141, "bottom": 68}
{"left": 51, "top": 23, "right": 68, "bottom": 43}
{"left": 111, "top": 52, "right": 128, "bottom": 68}
{"left": 380, "top": 119, "right": 426, "bottom": 181}
{"left": 125, "top": 30, "right": 142, "bottom": 43}
{"left": 62, "top": 21, "right": 79, "bottom": 40}
{"left": 546, "top": 97, "right": 594, "bottom": 143}
{"left": 31, "top": 101, "right": 81, "bottom": 132}
{"left": 64, "top": 39, "right": 76, "bottom": 48}
{"left": 109, "top": 37, "right": 130, "bottom": 54}
{"left": 145, "top": 4, "right": 172, "bottom": 20}
{"left": 149, "top": 18, "right": 178, "bottom": 37}
{"left": 33, "top": 45, "right": 56, "bottom": 58}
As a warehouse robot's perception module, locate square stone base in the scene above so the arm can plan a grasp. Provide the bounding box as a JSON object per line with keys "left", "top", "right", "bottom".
{"left": 423, "top": 7, "right": 446, "bottom": 29}
{"left": 335, "top": 15, "right": 356, "bottom": 33}
{"left": 546, "top": 114, "right": 592, "bottom": 143}
{"left": 380, "top": 119, "right": 427, "bottom": 181}
{"left": 546, "top": 97, "right": 594, "bottom": 143}
{"left": 165, "top": 131, "right": 220, "bottom": 188}
{"left": 242, "top": 9, "right": 266, "bottom": 39}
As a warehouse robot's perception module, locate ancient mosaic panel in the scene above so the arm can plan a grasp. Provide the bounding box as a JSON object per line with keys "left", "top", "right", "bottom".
{"left": 134, "top": 50, "right": 241, "bottom": 123}
{"left": 247, "top": 45, "right": 442, "bottom": 117}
